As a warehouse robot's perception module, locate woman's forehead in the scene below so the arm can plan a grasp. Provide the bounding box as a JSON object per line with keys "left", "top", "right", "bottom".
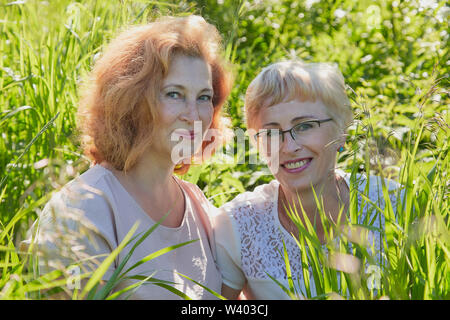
{"left": 257, "top": 99, "right": 331, "bottom": 125}
{"left": 164, "top": 55, "right": 212, "bottom": 85}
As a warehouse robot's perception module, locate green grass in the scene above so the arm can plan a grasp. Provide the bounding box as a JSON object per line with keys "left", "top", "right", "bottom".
{"left": 1, "top": 0, "right": 448, "bottom": 299}
{"left": 276, "top": 110, "right": 449, "bottom": 299}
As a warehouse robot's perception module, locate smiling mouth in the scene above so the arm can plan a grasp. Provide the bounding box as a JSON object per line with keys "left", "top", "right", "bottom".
{"left": 281, "top": 158, "right": 312, "bottom": 172}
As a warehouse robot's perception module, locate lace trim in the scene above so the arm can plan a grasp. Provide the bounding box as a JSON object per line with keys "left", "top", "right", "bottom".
{"left": 231, "top": 176, "right": 397, "bottom": 280}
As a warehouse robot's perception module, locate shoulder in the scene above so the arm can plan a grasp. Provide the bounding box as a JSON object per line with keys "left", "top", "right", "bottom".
{"left": 219, "top": 180, "right": 278, "bottom": 222}
{"left": 28, "top": 166, "right": 119, "bottom": 263}
{"left": 40, "top": 165, "right": 119, "bottom": 235}
{"left": 339, "top": 170, "right": 405, "bottom": 217}
{"left": 176, "top": 177, "right": 208, "bottom": 202}
{"left": 175, "top": 177, "right": 218, "bottom": 217}
{"left": 339, "top": 170, "right": 401, "bottom": 198}
{"left": 23, "top": 166, "right": 123, "bottom": 279}
{"left": 53, "top": 165, "right": 115, "bottom": 210}
{"left": 221, "top": 180, "right": 278, "bottom": 210}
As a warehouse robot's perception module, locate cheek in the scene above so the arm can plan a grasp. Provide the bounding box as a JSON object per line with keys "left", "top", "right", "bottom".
{"left": 314, "top": 136, "right": 338, "bottom": 169}
{"left": 317, "top": 127, "right": 340, "bottom": 152}
{"left": 159, "top": 103, "right": 180, "bottom": 126}
{"left": 199, "top": 105, "right": 214, "bottom": 129}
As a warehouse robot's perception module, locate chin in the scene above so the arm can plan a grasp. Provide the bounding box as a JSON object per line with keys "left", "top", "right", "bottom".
{"left": 275, "top": 170, "right": 322, "bottom": 195}
{"left": 169, "top": 141, "right": 197, "bottom": 163}
{"left": 283, "top": 181, "right": 312, "bottom": 195}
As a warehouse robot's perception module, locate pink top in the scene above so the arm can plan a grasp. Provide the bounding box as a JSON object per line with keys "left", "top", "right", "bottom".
{"left": 23, "top": 165, "right": 221, "bottom": 300}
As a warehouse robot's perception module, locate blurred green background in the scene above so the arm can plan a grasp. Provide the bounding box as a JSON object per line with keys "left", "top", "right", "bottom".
{"left": 0, "top": 0, "right": 448, "bottom": 299}
{"left": 1, "top": 0, "right": 448, "bottom": 228}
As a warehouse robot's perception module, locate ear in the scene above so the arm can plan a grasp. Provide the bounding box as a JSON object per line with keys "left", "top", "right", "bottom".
{"left": 335, "top": 126, "right": 347, "bottom": 149}
{"left": 247, "top": 127, "right": 259, "bottom": 149}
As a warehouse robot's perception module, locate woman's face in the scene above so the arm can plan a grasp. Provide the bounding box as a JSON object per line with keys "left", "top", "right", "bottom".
{"left": 254, "top": 99, "right": 343, "bottom": 193}
{"left": 153, "top": 54, "right": 214, "bottom": 164}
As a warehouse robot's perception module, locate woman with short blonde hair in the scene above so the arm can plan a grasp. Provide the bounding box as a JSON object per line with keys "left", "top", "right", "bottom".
{"left": 245, "top": 60, "right": 352, "bottom": 132}
{"left": 214, "top": 60, "right": 401, "bottom": 299}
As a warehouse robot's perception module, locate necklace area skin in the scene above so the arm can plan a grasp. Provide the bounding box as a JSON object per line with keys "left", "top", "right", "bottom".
{"left": 101, "top": 162, "right": 185, "bottom": 228}
{"left": 277, "top": 175, "right": 350, "bottom": 241}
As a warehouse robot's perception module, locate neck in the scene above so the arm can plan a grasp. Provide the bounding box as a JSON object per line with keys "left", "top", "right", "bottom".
{"left": 126, "top": 151, "right": 176, "bottom": 193}
{"left": 101, "top": 151, "right": 185, "bottom": 227}
{"left": 101, "top": 149, "right": 179, "bottom": 205}
{"left": 279, "top": 172, "right": 346, "bottom": 224}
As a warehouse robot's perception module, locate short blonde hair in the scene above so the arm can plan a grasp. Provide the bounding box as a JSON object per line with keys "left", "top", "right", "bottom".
{"left": 78, "top": 15, "right": 233, "bottom": 174}
{"left": 245, "top": 60, "right": 352, "bottom": 131}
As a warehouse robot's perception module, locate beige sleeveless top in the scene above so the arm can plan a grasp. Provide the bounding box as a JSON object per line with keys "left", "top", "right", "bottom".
{"left": 23, "top": 165, "right": 221, "bottom": 300}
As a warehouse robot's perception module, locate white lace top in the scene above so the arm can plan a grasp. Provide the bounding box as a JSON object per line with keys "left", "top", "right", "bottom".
{"left": 213, "top": 171, "right": 402, "bottom": 299}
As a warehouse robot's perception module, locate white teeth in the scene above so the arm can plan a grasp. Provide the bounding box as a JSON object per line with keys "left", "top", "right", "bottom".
{"left": 284, "top": 159, "right": 309, "bottom": 169}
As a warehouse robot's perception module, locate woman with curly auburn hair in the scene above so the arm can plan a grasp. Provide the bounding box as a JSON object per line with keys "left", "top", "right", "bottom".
{"left": 24, "top": 15, "right": 233, "bottom": 299}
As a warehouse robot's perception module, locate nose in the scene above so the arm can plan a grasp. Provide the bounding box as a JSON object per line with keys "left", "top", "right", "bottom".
{"left": 280, "top": 130, "right": 302, "bottom": 153}
{"left": 181, "top": 99, "right": 200, "bottom": 123}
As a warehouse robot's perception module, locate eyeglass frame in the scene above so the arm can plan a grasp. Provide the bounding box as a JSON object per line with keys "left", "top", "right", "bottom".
{"left": 254, "top": 118, "right": 333, "bottom": 143}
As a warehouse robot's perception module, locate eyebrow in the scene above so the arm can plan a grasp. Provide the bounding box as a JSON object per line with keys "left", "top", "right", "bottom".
{"left": 162, "top": 84, "right": 213, "bottom": 92}
{"left": 262, "top": 115, "right": 317, "bottom": 127}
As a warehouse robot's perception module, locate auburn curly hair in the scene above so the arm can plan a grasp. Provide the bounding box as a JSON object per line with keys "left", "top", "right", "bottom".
{"left": 77, "top": 15, "right": 233, "bottom": 174}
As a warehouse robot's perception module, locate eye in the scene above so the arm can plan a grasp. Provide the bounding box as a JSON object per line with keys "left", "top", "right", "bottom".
{"left": 198, "top": 94, "right": 212, "bottom": 102}
{"left": 294, "top": 121, "right": 317, "bottom": 133}
{"left": 166, "top": 91, "right": 182, "bottom": 99}
{"left": 265, "top": 129, "right": 280, "bottom": 137}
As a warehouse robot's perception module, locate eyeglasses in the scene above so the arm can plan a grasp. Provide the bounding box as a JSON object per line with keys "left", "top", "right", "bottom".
{"left": 254, "top": 118, "right": 333, "bottom": 149}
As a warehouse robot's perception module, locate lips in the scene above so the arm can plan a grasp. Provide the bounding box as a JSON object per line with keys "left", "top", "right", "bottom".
{"left": 281, "top": 157, "right": 312, "bottom": 173}
{"left": 174, "top": 129, "right": 196, "bottom": 140}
